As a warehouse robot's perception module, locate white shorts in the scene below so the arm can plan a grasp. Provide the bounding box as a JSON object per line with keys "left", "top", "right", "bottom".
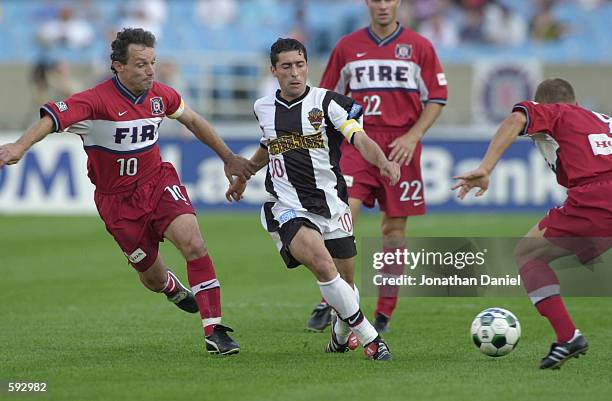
{"left": 260, "top": 200, "right": 356, "bottom": 268}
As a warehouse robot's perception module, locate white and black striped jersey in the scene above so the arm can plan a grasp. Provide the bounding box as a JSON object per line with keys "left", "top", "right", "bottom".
{"left": 254, "top": 86, "right": 364, "bottom": 219}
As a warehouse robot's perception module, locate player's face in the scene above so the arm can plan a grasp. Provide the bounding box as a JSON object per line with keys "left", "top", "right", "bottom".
{"left": 271, "top": 50, "right": 308, "bottom": 101}
{"left": 366, "top": 0, "right": 400, "bottom": 27}
{"left": 113, "top": 44, "right": 156, "bottom": 94}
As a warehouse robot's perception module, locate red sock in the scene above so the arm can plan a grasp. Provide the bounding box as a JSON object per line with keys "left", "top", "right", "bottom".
{"left": 187, "top": 254, "right": 221, "bottom": 336}
{"left": 519, "top": 260, "right": 575, "bottom": 343}
{"left": 374, "top": 247, "right": 405, "bottom": 318}
{"left": 535, "top": 296, "right": 576, "bottom": 343}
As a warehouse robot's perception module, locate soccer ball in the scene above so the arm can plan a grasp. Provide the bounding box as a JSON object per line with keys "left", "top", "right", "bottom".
{"left": 471, "top": 307, "right": 521, "bottom": 357}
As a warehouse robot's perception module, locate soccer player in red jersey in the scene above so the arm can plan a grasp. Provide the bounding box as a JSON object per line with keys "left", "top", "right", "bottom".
{"left": 0, "top": 28, "right": 255, "bottom": 355}
{"left": 308, "top": 0, "right": 448, "bottom": 335}
{"left": 452, "top": 78, "right": 612, "bottom": 369}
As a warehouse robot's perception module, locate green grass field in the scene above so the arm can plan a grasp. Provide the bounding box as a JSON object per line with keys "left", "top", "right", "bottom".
{"left": 1, "top": 213, "right": 611, "bottom": 401}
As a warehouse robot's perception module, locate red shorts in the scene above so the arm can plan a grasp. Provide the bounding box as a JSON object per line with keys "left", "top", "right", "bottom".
{"left": 340, "top": 128, "right": 425, "bottom": 217}
{"left": 539, "top": 179, "right": 612, "bottom": 263}
{"left": 94, "top": 162, "right": 195, "bottom": 272}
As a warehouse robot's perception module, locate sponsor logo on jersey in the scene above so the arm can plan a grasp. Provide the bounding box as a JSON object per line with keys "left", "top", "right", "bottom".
{"left": 588, "top": 133, "right": 612, "bottom": 155}
{"left": 350, "top": 59, "right": 418, "bottom": 90}
{"left": 308, "top": 107, "right": 324, "bottom": 131}
{"left": 268, "top": 132, "right": 324, "bottom": 155}
{"left": 55, "top": 101, "right": 68, "bottom": 112}
{"left": 279, "top": 209, "right": 297, "bottom": 224}
{"left": 125, "top": 248, "right": 147, "bottom": 263}
{"left": 150, "top": 97, "right": 164, "bottom": 115}
{"left": 356, "top": 52, "right": 368, "bottom": 58}
{"left": 395, "top": 44, "right": 412, "bottom": 59}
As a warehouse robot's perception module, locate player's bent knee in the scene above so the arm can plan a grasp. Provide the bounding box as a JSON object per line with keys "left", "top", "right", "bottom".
{"left": 308, "top": 257, "right": 337, "bottom": 282}
{"left": 178, "top": 236, "right": 208, "bottom": 260}
{"left": 513, "top": 237, "right": 549, "bottom": 265}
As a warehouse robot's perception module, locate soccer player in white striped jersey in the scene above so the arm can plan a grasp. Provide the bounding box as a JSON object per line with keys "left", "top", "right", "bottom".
{"left": 226, "top": 38, "right": 400, "bottom": 360}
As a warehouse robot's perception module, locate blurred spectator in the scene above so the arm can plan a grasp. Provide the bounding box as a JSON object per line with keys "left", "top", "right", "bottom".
{"left": 43, "top": 60, "right": 84, "bottom": 99}
{"left": 195, "top": 0, "right": 238, "bottom": 28}
{"left": 286, "top": 2, "right": 308, "bottom": 45}
{"left": 418, "top": 0, "right": 459, "bottom": 48}
{"left": 397, "top": 0, "right": 415, "bottom": 28}
{"left": 483, "top": 1, "right": 528, "bottom": 47}
{"left": 156, "top": 61, "right": 192, "bottom": 138}
{"left": 459, "top": 3, "right": 487, "bottom": 44}
{"left": 27, "top": 59, "right": 85, "bottom": 126}
{"left": 32, "top": 0, "right": 61, "bottom": 23}
{"left": 118, "top": 0, "right": 167, "bottom": 38}
{"left": 37, "top": 5, "right": 95, "bottom": 49}
{"left": 530, "top": 0, "right": 568, "bottom": 42}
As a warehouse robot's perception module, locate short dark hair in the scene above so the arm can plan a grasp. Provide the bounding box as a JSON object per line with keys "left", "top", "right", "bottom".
{"left": 110, "top": 28, "right": 156, "bottom": 73}
{"left": 270, "top": 38, "right": 307, "bottom": 66}
{"left": 534, "top": 78, "right": 576, "bottom": 104}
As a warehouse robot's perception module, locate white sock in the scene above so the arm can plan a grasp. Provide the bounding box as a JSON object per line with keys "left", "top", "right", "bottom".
{"left": 334, "top": 284, "right": 360, "bottom": 343}
{"left": 318, "top": 274, "right": 358, "bottom": 319}
{"left": 319, "top": 276, "right": 377, "bottom": 345}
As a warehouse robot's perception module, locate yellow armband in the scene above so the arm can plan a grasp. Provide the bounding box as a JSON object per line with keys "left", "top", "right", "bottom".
{"left": 339, "top": 119, "right": 363, "bottom": 144}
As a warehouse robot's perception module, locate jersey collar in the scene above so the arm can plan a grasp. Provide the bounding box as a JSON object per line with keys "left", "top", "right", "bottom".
{"left": 275, "top": 86, "right": 310, "bottom": 109}
{"left": 366, "top": 23, "right": 403, "bottom": 47}
{"left": 112, "top": 75, "right": 149, "bottom": 104}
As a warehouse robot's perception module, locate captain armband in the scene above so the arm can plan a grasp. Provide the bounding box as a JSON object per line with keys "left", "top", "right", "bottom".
{"left": 338, "top": 119, "right": 363, "bottom": 144}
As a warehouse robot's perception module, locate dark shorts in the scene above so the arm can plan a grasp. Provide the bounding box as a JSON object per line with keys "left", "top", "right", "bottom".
{"left": 539, "top": 179, "right": 612, "bottom": 263}
{"left": 340, "top": 129, "right": 425, "bottom": 217}
{"left": 94, "top": 162, "right": 195, "bottom": 272}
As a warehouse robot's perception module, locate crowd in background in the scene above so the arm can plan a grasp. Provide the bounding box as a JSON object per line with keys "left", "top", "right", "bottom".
{"left": 0, "top": 0, "right": 610, "bottom": 127}
{"left": 6, "top": 0, "right": 610, "bottom": 57}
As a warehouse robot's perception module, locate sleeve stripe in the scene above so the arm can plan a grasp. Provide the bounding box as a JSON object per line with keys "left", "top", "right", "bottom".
{"left": 168, "top": 98, "right": 185, "bottom": 119}
{"left": 425, "top": 98, "right": 447, "bottom": 105}
{"left": 513, "top": 105, "right": 530, "bottom": 136}
{"left": 40, "top": 105, "right": 61, "bottom": 132}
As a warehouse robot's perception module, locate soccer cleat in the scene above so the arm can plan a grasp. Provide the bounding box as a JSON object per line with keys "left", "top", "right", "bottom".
{"left": 205, "top": 325, "right": 240, "bottom": 355}
{"left": 347, "top": 332, "right": 359, "bottom": 350}
{"left": 364, "top": 337, "right": 392, "bottom": 361}
{"left": 373, "top": 313, "right": 390, "bottom": 333}
{"left": 539, "top": 330, "right": 588, "bottom": 369}
{"left": 324, "top": 331, "right": 349, "bottom": 354}
{"left": 307, "top": 302, "right": 332, "bottom": 332}
{"left": 166, "top": 270, "right": 199, "bottom": 313}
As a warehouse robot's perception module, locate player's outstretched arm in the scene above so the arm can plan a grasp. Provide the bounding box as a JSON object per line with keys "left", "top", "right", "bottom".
{"left": 352, "top": 131, "right": 400, "bottom": 185}
{"left": 225, "top": 146, "right": 269, "bottom": 202}
{"left": 0, "top": 115, "right": 55, "bottom": 168}
{"left": 389, "top": 103, "right": 443, "bottom": 165}
{"left": 452, "top": 111, "right": 527, "bottom": 199}
{"left": 177, "top": 106, "right": 257, "bottom": 181}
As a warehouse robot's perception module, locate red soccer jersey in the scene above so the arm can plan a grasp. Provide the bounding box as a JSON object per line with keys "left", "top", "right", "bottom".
{"left": 320, "top": 24, "right": 447, "bottom": 132}
{"left": 513, "top": 101, "right": 612, "bottom": 188}
{"left": 40, "top": 76, "right": 184, "bottom": 193}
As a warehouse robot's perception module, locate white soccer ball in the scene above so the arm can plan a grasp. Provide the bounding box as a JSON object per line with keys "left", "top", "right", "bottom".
{"left": 470, "top": 307, "right": 521, "bottom": 357}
